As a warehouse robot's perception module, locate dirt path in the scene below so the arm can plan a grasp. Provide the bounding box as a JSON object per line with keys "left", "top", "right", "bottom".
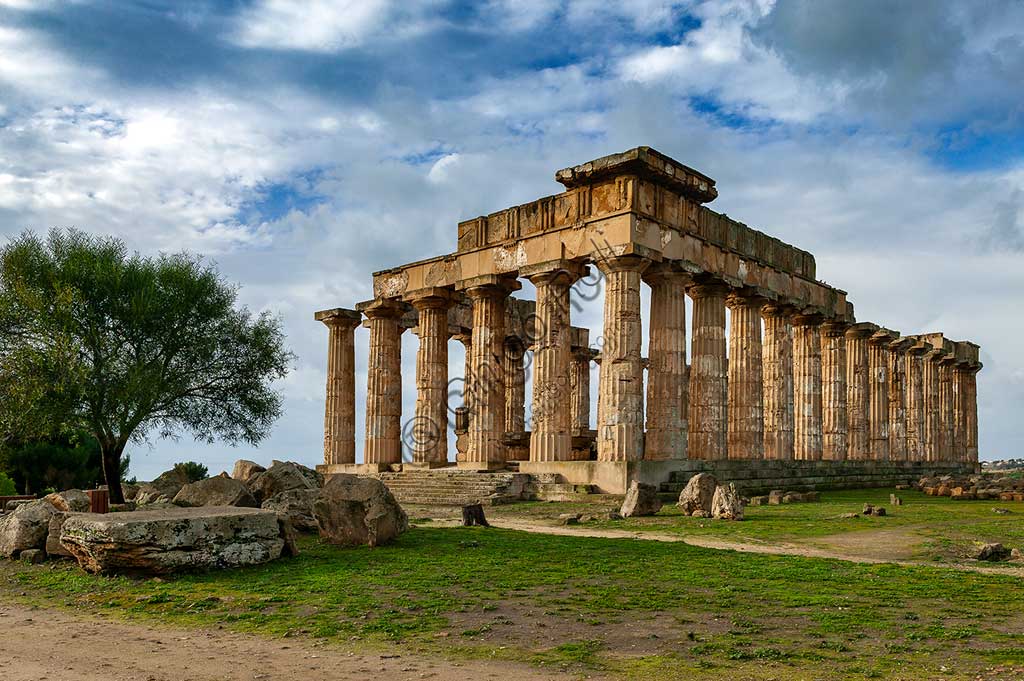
{"left": 461, "top": 517, "right": 1024, "bottom": 577}
{"left": 0, "top": 603, "right": 572, "bottom": 681}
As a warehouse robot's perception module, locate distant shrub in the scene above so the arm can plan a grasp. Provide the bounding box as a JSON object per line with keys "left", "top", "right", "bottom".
{"left": 173, "top": 461, "right": 209, "bottom": 483}
{"left": 0, "top": 471, "right": 15, "bottom": 496}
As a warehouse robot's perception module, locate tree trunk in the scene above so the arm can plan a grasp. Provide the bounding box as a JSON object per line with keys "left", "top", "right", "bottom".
{"left": 100, "top": 440, "right": 126, "bottom": 504}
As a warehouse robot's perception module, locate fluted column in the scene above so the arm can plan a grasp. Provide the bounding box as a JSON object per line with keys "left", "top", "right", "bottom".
{"left": 762, "top": 304, "right": 795, "bottom": 460}
{"left": 464, "top": 282, "right": 512, "bottom": 468}
{"left": 953, "top": 361, "right": 976, "bottom": 463}
{"left": 821, "top": 320, "right": 848, "bottom": 461}
{"left": 868, "top": 329, "right": 897, "bottom": 461}
{"left": 938, "top": 355, "right": 956, "bottom": 462}
{"left": 922, "top": 348, "right": 943, "bottom": 462}
{"left": 410, "top": 291, "right": 453, "bottom": 465}
{"left": 526, "top": 263, "right": 583, "bottom": 462}
{"left": 887, "top": 338, "right": 913, "bottom": 462}
{"left": 318, "top": 309, "right": 362, "bottom": 465}
{"left": 596, "top": 255, "right": 649, "bottom": 461}
{"left": 363, "top": 300, "right": 405, "bottom": 466}
{"left": 644, "top": 265, "right": 690, "bottom": 460}
{"left": 845, "top": 323, "right": 877, "bottom": 461}
{"left": 905, "top": 342, "right": 928, "bottom": 462}
{"left": 965, "top": 363, "right": 981, "bottom": 464}
{"left": 726, "top": 291, "right": 764, "bottom": 460}
{"left": 687, "top": 280, "right": 728, "bottom": 461}
{"left": 570, "top": 347, "right": 595, "bottom": 436}
{"left": 504, "top": 337, "right": 527, "bottom": 434}
{"left": 792, "top": 313, "right": 823, "bottom": 461}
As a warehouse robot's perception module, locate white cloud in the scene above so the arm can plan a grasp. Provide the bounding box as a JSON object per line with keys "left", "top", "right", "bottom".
{"left": 230, "top": 0, "right": 393, "bottom": 52}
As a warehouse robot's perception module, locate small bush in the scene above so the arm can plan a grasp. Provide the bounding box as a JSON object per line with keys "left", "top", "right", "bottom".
{"left": 173, "top": 461, "right": 209, "bottom": 482}
{"left": 0, "top": 471, "right": 16, "bottom": 496}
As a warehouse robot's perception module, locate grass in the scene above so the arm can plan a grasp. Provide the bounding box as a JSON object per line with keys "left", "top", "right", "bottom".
{"left": 2, "top": 489, "right": 1023, "bottom": 679}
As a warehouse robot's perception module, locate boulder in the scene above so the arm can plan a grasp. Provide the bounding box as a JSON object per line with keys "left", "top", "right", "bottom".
{"left": 231, "top": 459, "right": 266, "bottom": 485}
{"left": 676, "top": 473, "right": 717, "bottom": 517}
{"left": 60, "top": 506, "right": 287, "bottom": 574}
{"left": 272, "top": 460, "right": 323, "bottom": 489}
{"left": 0, "top": 499, "right": 57, "bottom": 558}
{"left": 248, "top": 461, "right": 322, "bottom": 504}
{"left": 970, "top": 542, "right": 1011, "bottom": 562}
{"left": 135, "top": 467, "right": 193, "bottom": 505}
{"left": 5, "top": 499, "right": 33, "bottom": 511}
{"left": 173, "top": 476, "right": 258, "bottom": 508}
{"left": 803, "top": 491, "right": 821, "bottom": 502}
{"left": 43, "top": 489, "right": 91, "bottom": 513}
{"left": 276, "top": 514, "right": 300, "bottom": 558}
{"left": 558, "top": 513, "right": 581, "bottom": 526}
{"left": 748, "top": 495, "right": 768, "bottom": 506}
{"left": 620, "top": 481, "right": 663, "bottom": 518}
{"left": 313, "top": 474, "right": 407, "bottom": 547}
{"left": 261, "top": 488, "right": 319, "bottom": 532}
{"left": 711, "top": 483, "right": 744, "bottom": 521}
{"left": 782, "top": 492, "right": 803, "bottom": 504}
{"left": 889, "top": 494, "right": 903, "bottom": 506}
{"left": 20, "top": 548, "right": 45, "bottom": 564}
{"left": 1011, "top": 548, "right": 1023, "bottom": 561}
{"left": 768, "top": 490, "right": 784, "bottom": 505}
{"left": 45, "top": 512, "right": 73, "bottom": 558}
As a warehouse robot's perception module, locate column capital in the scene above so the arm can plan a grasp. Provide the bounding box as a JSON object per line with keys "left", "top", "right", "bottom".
{"left": 641, "top": 261, "right": 693, "bottom": 286}
{"left": 790, "top": 311, "right": 825, "bottom": 327}
{"left": 888, "top": 336, "right": 916, "bottom": 354}
{"left": 358, "top": 299, "right": 406, "bottom": 320}
{"left": 685, "top": 279, "right": 729, "bottom": 299}
{"left": 821, "top": 319, "right": 851, "bottom": 337}
{"left": 457, "top": 274, "right": 521, "bottom": 297}
{"left": 907, "top": 341, "right": 931, "bottom": 357}
{"left": 594, "top": 253, "right": 651, "bottom": 275}
{"left": 406, "top": 286, "right": 456, "bottom": 310}
{"left": 521, "top": 259, "right": 589, "bottom": 285}
{"left": 762, "top": 302, "right": 797, "bottom": 319}
{"left": 845, "top": 321, "right": 879, "bottom": 340}
{"left": 315, "top": 307, "right": 362, "bottom": 330}
{"left": 726, "top": 287, "right": 769, "bottom": 310}
{"left": 868, "top": 327, "right": 900, "bottom": 347}
{"left": 955, "top": 360, "right": 983, "bottom": 374}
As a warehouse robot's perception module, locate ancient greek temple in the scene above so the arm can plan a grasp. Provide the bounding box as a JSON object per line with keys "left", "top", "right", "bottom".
{"left": 315, "top": 147, "right": 981, "bottom": 493}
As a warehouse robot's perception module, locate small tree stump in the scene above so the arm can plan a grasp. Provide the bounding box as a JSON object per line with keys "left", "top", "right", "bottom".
{"left": 461, "top": 503, "right": 489, "bottom": 527}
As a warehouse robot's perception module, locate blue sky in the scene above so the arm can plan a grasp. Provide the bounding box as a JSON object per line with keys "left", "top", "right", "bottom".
{"left": 1, "top": 0, "right": 1022, "bottom": 478}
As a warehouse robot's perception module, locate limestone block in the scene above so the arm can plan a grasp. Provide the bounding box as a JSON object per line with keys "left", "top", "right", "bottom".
{"left": 173, "top": 476, "right": 258, "bottom": 508}
{"left": 619, "top": 481, "right": 663, "bottom": 517}
{"left": 711, "top": 483, "right": 744, "bottom": 521}
{"left": 677, "top": 473, "right": 717, "bottom": 517}
{"left": 0, "top": 500, "right": 56, "bottom": 558}
{"left": 313, "top": 474, "right": 408, "bottom": 547}
{"left": 231, "top": 459, "right": 266, "bottom": 484}
{"left": 43, "top": 489, "right": 91, "bottom": 513}
{"left": 261, "top": 488, "right": 319, "bottom": 533}
{"left": 248, "top": 461, "right": 322, "bottom": 504}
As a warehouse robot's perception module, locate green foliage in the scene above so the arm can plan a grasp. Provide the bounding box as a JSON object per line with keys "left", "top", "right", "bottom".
{"left": 0, "top": 431, "right": 111, "bottom": 494}
{"left": 172, "top": 461, "right": 208, "bottom": 483}
{"left": 0, "top": 229, "right": 293, "bottom": 500}
{"left": 0, "top": 471, "right": 15, "bottom": 496}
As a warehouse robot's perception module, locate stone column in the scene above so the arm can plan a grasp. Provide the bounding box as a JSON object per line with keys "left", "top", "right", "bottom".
{"left": 726, "top": 290, "right": 765, "bottom": 460}
{"left": 363, "top": 300, "right": 405, "bottom": 466}
{"left": 844, "top": 323, "right": 877, "bottom": 461}
{"left": 452, "top": 329, "right": 472, "bottom": 404}
{"left": 464, "top": 280, "right": 513, "bottom": 468}
{"left": 887, "top": 338, "right": 913, "bottom": 462}
{"left": 965, "top": 363, "right": 981, "bottom": 464}
{"left": 504, "top": 337, "right": 527, "bottom": 434}
{"left": 762, "top": 304, "right": 795, "bottom": 460}
{"left": 644, "top": 265, "right": 690, "bottom": 460}
{"left": 687, "top": 280, "right": 729, "bottom": 461}
{"left": 570, "top": 347, "right": 595, "bottom": 436}
{"left": 318, "top": 308, "right": 362, "bottom": 465}
{"left": 938, "top": 355, "right": 956, "bottom": 462}
{"left": 905, "top": 342, "right": 928, "bottom": 462}
{"left": 821, "top": 320, "right": 849, "bottom": 462}
{"left": 867, "top": 329, "right": 897, "bottom": 461}
{"left": 525, "top": 262, "right": 583, "bottom": 462}
{"left": 792, "top": 313, "right": 823, "bottom": 461}
{"left": 922, "top": 348, "right": 943, "bottom": 462}
{"left": 596, "top": 255, "right": 649, "bottom": 461}
{"left": 953, "top": 361, "right": 977, "bottom": 463}
{"left": 409, "top": 291, "right": 453, "bottom": 465}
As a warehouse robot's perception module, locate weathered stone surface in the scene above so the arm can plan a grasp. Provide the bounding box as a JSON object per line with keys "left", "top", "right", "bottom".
{"left": 20, "top": 548, "right": 45, "bottom": 564}
{"left": 261, "top": 488, "right": 319, "bottom": 533}
{"left": 135, "top": 467, "right": 193, "bottom": 505}
{"left": 620, "top": 481, "right": 663, "bottom": 518}
{"left": 249, "top": 461, "right": 322, "bottom": 504}
{"left": 60, "top": 506, "right": 286, "bottom": 574}
{"left": 971, "top": 543, "right": 1011, "bottom": 562}
{"left": 313, "top": 474, "right": 407, "bottom": 547}
{"left": 45, "top": 512, "right": 73, "bottom": 558}
{"left": 0, "top": 500, "right": 56, "bottom": 557}
{"left": 558, "top": 513, "right": 582, "bottom": 526}
{"left": 231, "top": 459, "right": 266, "bottom": 484}
{"left": 43, "top": 489, "right": 91, "bottom": 513}
{"left": 768, "top": 490, "right": 784, "bottom": 505}
{"left": 173, "top": 476, "right": 258, "bottom": 508}
{"left": 677, "top": 473, "right": 717, "bottom": 517}
{"left": 711, "top": 483, "right": 744, "bottom": 521}
{"left": 276, "top": 514, "right": 300, "bottom": 557}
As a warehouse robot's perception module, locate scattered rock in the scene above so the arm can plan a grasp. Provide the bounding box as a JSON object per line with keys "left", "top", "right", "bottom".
{"left": 890, "top": 494, "right": 903, "bottom": 506}
{"left": 0, "top": 500, "right": 57, "bottom": 558}
{"left": 45, "top": 512, "right": 73, "bottom": 559}
{"left": 711, "top": 483, "right": 744, "bottom": 521}
{"left": 874, "top": 507, "right": 887, "bottom": 517}
{"left": 60, "top": 506, "right": 286, "bottom": 574}
{"left": 839, "top": 512, "right": 860, "bottom": 519}
{"left": 748, "top": 495, "right": 768, "bottom": 506}
{"left": 558, "top": 513, "right": 581, "bottom": 526}
{"left": 276, "top": 515, "right": 300, "bottom": 558}
{"left": 43, "top": 489, "right": 91, "bottom": 513}
{"left": 862, "top": 503, "right": 875, "bottom": 516}
{"left": 768, "top": 490, "right": 784, "bottom": 505}
{"left": 261, "top": 489, "right": 319, "bottom": 532}
{"left": 620, "top": 481, "right": 663, "bottom": 518}
{"left": 606, "top": 510, "right": 623, "bottom": 521}
{"left": 970, "top": 542, "right": 1011, "bottom": 562}
{"left": 992, "top": 508, "right": 1012, "bottom": 515}
{"left": 676, "top": 473, "right": 717, "bottom": 517}
{"left": 231, "top": 459, "right": 266, "bottom": 485}
{"left": 1011, "top": 548, "right": 1023, "bottom": 561}
{"left": 134, "top": 467, "right": 193, "bottom": 505}
{"left": 5, "top": 499, "right": 33, "bottom": 512}
{"left": 895, "top": 484, "right": 910, "bottom": 491}
{"left": 172, "top": 476, "right": 257, "bottom": 508}
{"left": 313, "top": 474, "right": 407, "bottom": 547}
{"left": 19, "top": 548, "right": 45, "bottom": 564}
{"left": 248, "top": 461, "right": 322, "bottom": 504}
{"left": 803, "top": 491, "right": 821, "bottom": 502}
{"left": 109, "top": 502, "right": 137, "bottom": 513}
{"left": 782, "top": 492, "right": 803, "bottom": 504}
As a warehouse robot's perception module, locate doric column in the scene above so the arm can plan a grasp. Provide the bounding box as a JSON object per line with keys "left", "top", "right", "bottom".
{"left": 821, "top": 320, "right": 849, "bottom": 461}
{"left": 504, "top": 337, "right": 527, "bottom": 434}
{"left": 525, "top": 261, "right": 584, "bottom": 462}
{"left": 905, "top": 342, "right": 928, "bottom": 462}
{"left": 887, "top": 337, "right": 913, "bottom": 462}
{"left": 317, "top": 308, "right": 362, "bottom": 465}
{"left": 409, "top": 290, "right": 454, "bottom": 465}
{"left": 762, "top": 304, "right": 795, "bottom": 460}
{"left": 687, "top": 280, "right": 729, "bottom": 461}
{"left": 844, "top": 323, "right": 878, "bottom": 461}
{"left": 922, "top": 348, "right": 943, "bottom": 462}
{"left": 596, "top": 255, "right": 649, "bottom": 461}
{"left": 570, "top": 347, "right": 595, "bottom": 436}
{"left": 363, "top": 300, "right": 405, "bottom": 466}
{"left": 726, "top": 290, "right": 765, "bottom": 460}
{"left": 953, "top": 358, "right": 980, "bottom": 463}
{"left": 867, "top": 328, "right": 898, "bottom": 461}
{"left": 463, "top": 279, "right": 515, "bottom": 468}
{"left": 965, "top": 362, "right": 981, "bottom": 464}
{"left": 792, "top": 312, "right": 823, "bottom": 461}
{"left": 938, "top": 355, "right": 956, "bottom": 462}
{"left": 644, "top": 265, "right": 690, "bottom": 460}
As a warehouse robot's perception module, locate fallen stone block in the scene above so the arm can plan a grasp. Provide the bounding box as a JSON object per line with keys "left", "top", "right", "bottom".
{"left": 558, "top": 513, "right": 581, "bottom": 526}
{"left": 19, "top": 548, "right": 45, "bottom": 564}
{"left": 971, "top": 542, "right": 1011, "bottom": 562}
{"left": 173, "top": 476, "right": 258, "bottom": 508}
{"left": 768, "top": 490, "right": 784, "bottom": 505}
{"left": 620, "top": 481, "right": 662, "bottom": 518}
{"left": 43, "top": 490, "right": 91, "bottom": 513}
{"left": 711, "top": 483, "right": 744, "bottom": 521}
{"left": 314, "top": 474, "right": 407, "bottom": 547}
{"left": 0, "top": 500, "right": 56, "bottom": 558}
{"left": 249, "top": 461, "right": 322, "bottom": 504}
{"left": 261, "top": 488, "right": 319, "bottom": 532}
{"left": 231, "top": 459, "right": 266, "bottom": 484}
{"left": 676, "top": 473, "right": 716, "bottom": 517}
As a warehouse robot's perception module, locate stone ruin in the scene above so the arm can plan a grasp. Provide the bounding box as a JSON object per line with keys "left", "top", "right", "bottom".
{"left": 314, "top": 147, "right": 982, "bottom": 495}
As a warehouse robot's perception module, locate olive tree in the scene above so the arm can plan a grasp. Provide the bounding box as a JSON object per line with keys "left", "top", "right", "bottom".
{"left": 0, "top": 229, "right": 293, "bottom": 503}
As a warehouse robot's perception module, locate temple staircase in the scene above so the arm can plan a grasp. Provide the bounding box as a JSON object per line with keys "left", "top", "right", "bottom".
{"left": 376, "top": 468, "right": 531, "bottom": 506}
